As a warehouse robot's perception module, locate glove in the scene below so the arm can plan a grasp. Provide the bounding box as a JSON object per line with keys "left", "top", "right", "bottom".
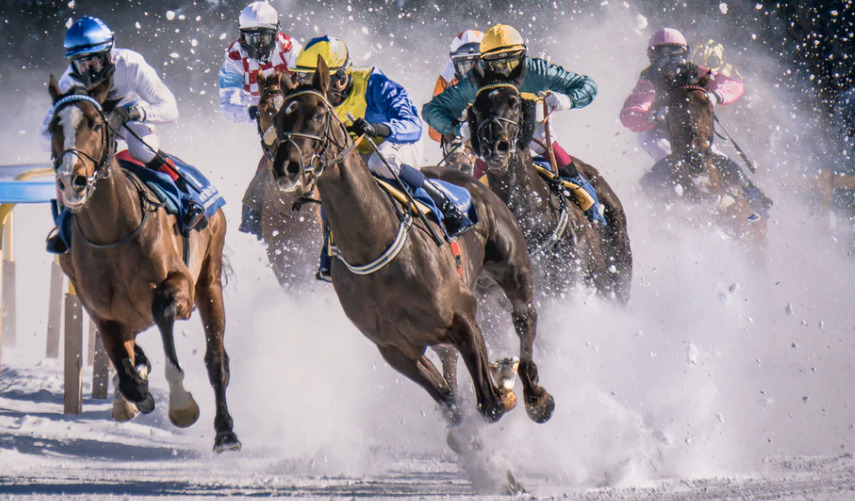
{"left": 651, "top": 106, "right": 669, "bottom": 123}
{"left": 544, "top": 92, "right": 573, "bottom": 112}
{"left": 706, "top": 91, "right": 721, "bottom": 106}
{"left": 248, "top": 105, "right": 258, "bottom": 122}
{"left": 458, "top": 121, "right": 471, "bottom": 142}
{"left": 107, "top": 105, "right": 142, "bottom": 131}
{"left": 349, "top": 117, "right": 391, "bottom": 138}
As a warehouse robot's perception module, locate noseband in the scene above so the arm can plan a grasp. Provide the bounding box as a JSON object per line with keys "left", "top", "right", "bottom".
{"left": 51, "top": 94, "right": 116, "bottom": 194}
{"left": 475, "top": 83, "right": 522, "bottom": 156}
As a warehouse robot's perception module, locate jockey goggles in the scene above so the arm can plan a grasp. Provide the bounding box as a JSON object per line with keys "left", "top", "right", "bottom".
{"left": 452, "top": 54, "right": 479, "bottom": 79}
{"left": 648, "top": 43, "right": 688, "bottom": 63}
{"left": 480, "top": 48, "right": 525, "bottom": 77}
{"left": 240, "top": 28, "right": 277, "bottom": 61}
{"left": 71, "top": 52, "right": 108, "bottom": 76}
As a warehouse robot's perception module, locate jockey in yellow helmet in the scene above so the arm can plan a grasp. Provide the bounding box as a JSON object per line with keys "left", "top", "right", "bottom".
{"left": 294, "top": 36, "right": 474, "bottom": 280}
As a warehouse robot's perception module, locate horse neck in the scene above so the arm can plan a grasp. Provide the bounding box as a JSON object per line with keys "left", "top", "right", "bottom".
{"left": 74, "top": 159, "right": 142, "bottom": 244}
{"left": 488, "top": 152, "right": 552, "bottom": 216}
{"left": 316, "top": 149, "right": 402, "bottom": 263}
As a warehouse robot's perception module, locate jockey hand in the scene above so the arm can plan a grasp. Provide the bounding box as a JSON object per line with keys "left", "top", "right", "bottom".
{"left": 457, "top": 121, "right": 472, "bottom": 142}
{"left": 706, "top": 92, "right": 721, "bottom": 106}
{"left": 107, "top": 105, "right": 143, "bottom": 132}
{"left": 651, "top": 106, "right": 669, "bottom": 123}
{"left": 543, "top": 92, "right": 573, "bottom": 112}
{"left": 349, "top": 117, "right": 391, "bottom": 138}
{"left": 248, "top": 105, "right": 259, "bottom": 122}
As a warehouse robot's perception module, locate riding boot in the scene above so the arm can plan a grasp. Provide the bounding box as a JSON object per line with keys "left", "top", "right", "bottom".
{"left": 421, "top": 179, "right": 475, "bottom": 237}
{"left": 316, "top": 211, "right": 332, "bottom": 282}
{"left": 45, "top": 228, "right": 68, "bottom": 254}
{"left": 557, "top": 161, "right": 606, "bottom": 228}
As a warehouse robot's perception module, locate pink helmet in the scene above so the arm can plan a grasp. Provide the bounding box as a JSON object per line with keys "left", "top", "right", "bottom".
{"left": 648, "top": 28, "right": 688, "bottom": 49}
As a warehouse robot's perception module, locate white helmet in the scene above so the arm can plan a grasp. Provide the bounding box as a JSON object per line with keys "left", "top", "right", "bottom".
{"left": 239, "top": 1, "right": 279, "bottom": 31}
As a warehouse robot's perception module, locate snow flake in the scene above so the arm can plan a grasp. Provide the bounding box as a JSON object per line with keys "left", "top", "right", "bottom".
{"left": 719, "top": 2, "right": 728, "bottom": 14}
{"left": 166, "top": 10, "right": 176, "bottom": 21}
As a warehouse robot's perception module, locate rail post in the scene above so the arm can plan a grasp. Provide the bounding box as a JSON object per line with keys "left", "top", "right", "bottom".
{"left": 63, "top": 281, "right": 83, "bottom": 415}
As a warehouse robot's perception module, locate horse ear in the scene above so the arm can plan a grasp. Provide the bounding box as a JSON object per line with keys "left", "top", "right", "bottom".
{"left": 313, "top": 55, "right": 330, "bottom": 94}
{"left": 257, "top": 70, "right": 267, "bottom": 90}
{"left": 471, "top": 62, "right": 484, "bottom": 87}
{"left": 89, "top": 77, "right": 112, "bottom": 104}
{"left": 509, "top": 58, "right": 526, "bottom": 88}
{"left": 279, "top": 71, "right": 295, "bottom": 94}
{"left": 48, "top": 74, "right": 62, "bottom": 103}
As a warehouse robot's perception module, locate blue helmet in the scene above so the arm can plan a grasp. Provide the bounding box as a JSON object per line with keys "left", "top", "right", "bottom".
{"left": 64, "top": 16, "right": 114, "bottom": 59}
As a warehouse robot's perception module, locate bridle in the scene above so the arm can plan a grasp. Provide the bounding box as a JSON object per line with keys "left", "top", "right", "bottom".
{"left": 474, "top": 83, "right": 522, "bottom": 157}
{"left": 51, "top": 94, "right": 116, "bottom": 197}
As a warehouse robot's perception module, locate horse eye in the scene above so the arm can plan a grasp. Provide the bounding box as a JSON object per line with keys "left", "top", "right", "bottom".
{"left": 313, "top": 112, "right": 325, "bottom": 123}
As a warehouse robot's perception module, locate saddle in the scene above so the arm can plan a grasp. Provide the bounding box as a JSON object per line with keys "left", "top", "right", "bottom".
{"left": 374, "top": 176, "right": 478, "bottom": 239}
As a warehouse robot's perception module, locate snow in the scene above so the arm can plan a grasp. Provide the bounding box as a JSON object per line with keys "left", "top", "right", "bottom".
{"left": 2, "top": 1, "right": 855, "bottom": 498}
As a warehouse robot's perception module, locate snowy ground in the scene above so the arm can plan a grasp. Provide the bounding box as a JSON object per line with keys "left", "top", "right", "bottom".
{"left": 3, "top": 3, "right": 855, "bottom": 498}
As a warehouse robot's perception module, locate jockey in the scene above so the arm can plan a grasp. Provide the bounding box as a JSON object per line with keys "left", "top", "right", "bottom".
{"left": 218, "top": 1, "right": 302, "bottom": 239}
{"left": 428, "top": 29, "right": 484, "bottom": 145}
{"left": 422, "top": 24, "right": 605, "bottom": 227}
{"left": 40, "top": 16, "right": 195, "bottom": 254}
{"left": 620, "top": 28, "right": 773, "bottom": 216}
{"left": 293, "top": 35, "right": 473, "bottom": 281}
{"left": 691, "top": 39, "right": 743, "bottom": 79}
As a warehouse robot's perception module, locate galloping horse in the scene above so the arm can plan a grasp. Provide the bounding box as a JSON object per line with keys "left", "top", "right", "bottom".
{"left": 269, "top": 57, "right": 554, "bottom": 428}
{"left": 47, "top": 76, "right": 240, "bottom": 452}
{"left": 247, "top": 71, "right": 323, "bottom": 288}
{"left": 642, "top": 72, "right": 767, "bottom": 250}
{"left": 469, "top": 63, "right": 633, "bottom": 303}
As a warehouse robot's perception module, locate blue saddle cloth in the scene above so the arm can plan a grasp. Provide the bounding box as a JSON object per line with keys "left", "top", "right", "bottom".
{"left": 383, "top": 177, "right": 478, "bottom": 237}
{"left": 53, "top": 154, "right": 226, "bottom": 248}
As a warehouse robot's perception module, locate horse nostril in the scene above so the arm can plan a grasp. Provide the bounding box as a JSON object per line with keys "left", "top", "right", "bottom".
{"left": 72, "top": 174, "right": 87, "bottom": 191}
{"left": 286, "top": 161, "right": 300, "bottom": 175}
{"left": 496, "top": 140, "right": 510, "bottom": 155}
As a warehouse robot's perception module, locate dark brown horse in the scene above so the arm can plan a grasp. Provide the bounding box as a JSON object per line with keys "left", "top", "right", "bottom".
{"left": 268, "top": 57, "right": 554, "bottom": 429}
{"left": 642, "top": 73, "right": 767, "bottom": 250}
{"left": 469, "top": 64, "right": 633, "bottom": 303}
{"left": 241, "top": 71, "right": 323, "bottom": 288}
{"left": 46, "top": 76, "right": 240, "bottom": 452}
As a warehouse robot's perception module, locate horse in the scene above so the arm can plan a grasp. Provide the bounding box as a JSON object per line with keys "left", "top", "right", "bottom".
{"left": 243, "top": 71, "right": 323, "bottom": 288}
{"left": 46, "top": 75, "right": 240, "bottom": 453}
{"left": 468, "top": 63, "right": 633, "bottom": 303}
{"left": 642, "top": 72, "right": 767, "bottom": 253}
{"left": 268, "top": 57, "right": 554, "bottom": 432}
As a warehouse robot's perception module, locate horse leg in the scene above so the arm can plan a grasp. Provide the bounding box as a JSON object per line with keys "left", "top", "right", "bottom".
{"left": 152, "top": 272, "right": 200, "bottom": 429}
{"left": 448, "top": 312, "right": 509, "bottom": 424}
{"left": 98, "top": 321, "right": 155, "bottom": 416}
{"left": 195, "top": 254, "right": 241, "bottom": 453}
{"left": 377, "top": 344, "right": 460, "bottom": 424}
{"left": 432, "top": 345, "right": 459, "bottom": 398}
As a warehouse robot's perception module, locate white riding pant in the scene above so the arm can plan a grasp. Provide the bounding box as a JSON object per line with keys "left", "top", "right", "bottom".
{"left": 117, "top": 122, "right": 160, "bottom": 164}
{"left": 365, "top": 138, "right": 424, "bottom": 177}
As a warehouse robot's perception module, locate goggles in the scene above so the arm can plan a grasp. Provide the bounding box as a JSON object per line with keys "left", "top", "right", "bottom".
{"left": 240, "top": 29, "right": 276, "bottom": 49}
{"left": 71, "top": 53, "right": 107, "bottom": 76}
{"left": 452, "top": 54, "right": 479, "bottom": 78}
{"left": 648, "top": 44, "right": 688, "bottom": 62}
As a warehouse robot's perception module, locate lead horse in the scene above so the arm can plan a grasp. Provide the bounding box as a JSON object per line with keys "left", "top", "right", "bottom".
{"left": 269, "top": 57, "right": 554, "bottom": 430}
{"left": 46, "top": 76, "right": 240, "bottom": 452}
{"left": 469, "top": 63, "right": 633, "bottom": 303}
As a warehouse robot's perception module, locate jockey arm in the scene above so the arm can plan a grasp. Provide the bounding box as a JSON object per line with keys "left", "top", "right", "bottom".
{"left": 702, "top": 66, "right": 744, "bottom": 105}
{"left": 522, "top": 57, "right": 598, "bottom": 110}
{"left": 123, "top": 50, "right": 179, "bottom": 124}
{"left": 365, "top": 70, "right": 423, "bottom": 143}
{"left": 619, "top": 78, "right": 657, "bottom": 133}
{"left": 428, "top": 75, "right": 452, "bottom": 142}
{"left": 218, "top": 48, "right": 254, "bottom": 123}
{"left": 422, "top": 76, "right": 479, "bottom": 137}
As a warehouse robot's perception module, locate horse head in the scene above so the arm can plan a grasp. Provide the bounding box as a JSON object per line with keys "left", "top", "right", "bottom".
{"left": 256, "top": 70, "right": 286, "bottom": 144}
{"left": 47, "top": 74, "right": 117, "bottom": 210}
{"left": 469, "top": 61, "right": 534, "bottom": 175}
{"left": 664, "top": 72, "right": 715, "bottom": 177}
{"left": 268, "top": 56, "right": 349, "bottom": 194}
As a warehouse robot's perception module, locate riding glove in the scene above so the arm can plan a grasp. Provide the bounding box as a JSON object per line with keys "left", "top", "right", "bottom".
{"left": 706, "top": 91, "right": 721, "bottom": 106}
{"left": 457, "top": 121, "right": 472, "bottom": 142}
{"left": 248, "top": 105, "right": 259, "bottom": 122}
{"left": 107, "top": 105, "right": 143, "bottom": 131}
{"left": 544, "top": 92, "right": 573, "bottom": 112}
{"left": 350, "top": 117, "right": 391, "bottom": 138}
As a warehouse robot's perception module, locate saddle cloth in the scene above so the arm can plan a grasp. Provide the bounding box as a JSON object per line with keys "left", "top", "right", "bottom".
{"left": 53, "top": 150, "right": 226, "bottom": 249}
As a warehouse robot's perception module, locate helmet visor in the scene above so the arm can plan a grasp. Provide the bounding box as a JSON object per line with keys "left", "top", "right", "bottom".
{"left": 452, "top": 55, "right": 479, "bottom": 78}
{"left": 240, "top": 29, "right": 277, "bottom": 60}
{"left": 482, "top": 55, "right": 522, "bottom": 78}
{"left": 649, "top": 44, "right": 687, "bottom": 62}
{"left": 294, "top": 70, "right": 314, "bottom": 86}
{"left": 72, "top": 53, "right": 107, "bottom": 75}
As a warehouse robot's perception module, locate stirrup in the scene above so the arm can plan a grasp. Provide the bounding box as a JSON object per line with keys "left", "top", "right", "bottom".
{"left": 45, "top": 228, "right": 68, "bottom": 254}
{"left": 315, "top": 267, "right": 332, "bottom": 283}
{"left": 183, "top": 203, "right": 205, "bottom": 231}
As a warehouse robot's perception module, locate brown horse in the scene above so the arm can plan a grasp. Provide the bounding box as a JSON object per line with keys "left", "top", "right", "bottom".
{"left": 469, "top": 64, "right": 633, "bottom": 303}
{"left": 239, "top": 71, "right": 323, "bottom": 288}
{"left": 268, "top": 57, "right": 554, "bottom": 429}
{"left": 642, "top": 73, "right": 767, "bottom": 251}
{"left": 46, "top": 76, "right": 240, "bottom": 452}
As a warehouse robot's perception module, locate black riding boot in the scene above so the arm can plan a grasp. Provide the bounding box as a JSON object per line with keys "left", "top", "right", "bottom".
{"left": 146, "top": 153, "right": 205, "bottom": 231}
{"left": 421, "top": 180, "right": 475, "bottom": 237}
{"left": 45, "top": 229, "right": 68, "bottom": 254}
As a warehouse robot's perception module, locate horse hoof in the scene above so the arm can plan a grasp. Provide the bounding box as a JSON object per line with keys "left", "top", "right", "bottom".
{"left": 168, "top": 396, "right": 200, "bottom": 428}
{"left": 525, "top": 393, "right": 555, "bottom": 423}
{"left": 136, "top": 392, "right": 156, "bottom": 415}
{"left": 112, "top": 396, "right": 139, "bottom": 422}
{"left": 213, "top": 431, "right": 242, "bottom": 454}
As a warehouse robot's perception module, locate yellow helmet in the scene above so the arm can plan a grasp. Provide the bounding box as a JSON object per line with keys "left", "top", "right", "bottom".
{"left": 294, "top": 35, "right": 351, "bottom": 75}
{"left": 480, "top": 24, "right": 526, "bottom": 60}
